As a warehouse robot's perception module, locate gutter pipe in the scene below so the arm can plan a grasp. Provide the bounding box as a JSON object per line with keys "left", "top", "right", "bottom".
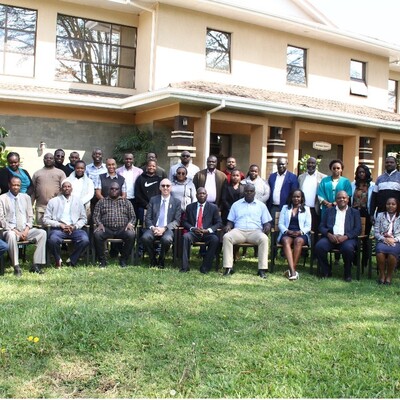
{"left": 204, "top": 99, "right": 225, "bottom": 167}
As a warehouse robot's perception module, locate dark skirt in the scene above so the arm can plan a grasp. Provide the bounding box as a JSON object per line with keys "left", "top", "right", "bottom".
{"left": 376, "top": 241, "right": 400, "bottom": 258}
{"left": 280, "top": 233, "right": 309, "bottom": 246}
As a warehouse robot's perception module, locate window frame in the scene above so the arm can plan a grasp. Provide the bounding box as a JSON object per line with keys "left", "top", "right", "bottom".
{"left": 0, "top": 3, "right": 37, "bottom": 77}
{"left": 286, "top": 45, "right": 307, "bottom": 86}
{"left": 388, "top": 79, "right": 398, "bottom": 113}
{"left": 55, "top": 13, "right": 137, "bottom": 89}
{"left": 350, "top": 59, "right": 368, "bottom": 96}
{"left": 205, "top": 28, "right": 231, "bottom": 73}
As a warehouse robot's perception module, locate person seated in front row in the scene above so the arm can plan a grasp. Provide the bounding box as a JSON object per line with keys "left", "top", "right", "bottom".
{"left": 278, "top": 189, "right": 312, "bottom": 281}
{"left": 181, "top": 187, "right": 223, "bottom": 274}
{"left": 222, "top": 183, "right": 272, "bottom": 279}
{"left": 93, "top": 182, "right": 136, "bottom": 268}
{"left": 315, "top": 191, "right": 361, "bottom": 282}
{"left": 141, "top": 179, "right": 181, "bottom": 268}
{"left": 374, "top": 197, "right": 400, "bottom": 285}
{"left": 0, "top": 176, "right": 47, "bottom": 276}
{"left": 43, "top": 180, "right": 90, "bottom": 268}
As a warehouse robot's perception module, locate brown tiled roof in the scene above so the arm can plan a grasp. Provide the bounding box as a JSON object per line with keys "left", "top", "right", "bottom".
{"left": 171, "top": 81, "right": 400, "bottom": 124}
{"left": 0, "top": 82, "right": 130, "bottom": 99}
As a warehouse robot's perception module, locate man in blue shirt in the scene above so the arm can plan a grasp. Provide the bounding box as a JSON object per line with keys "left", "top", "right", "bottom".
{"left": 223, "top": 183, "right": 272, "bottom": 278}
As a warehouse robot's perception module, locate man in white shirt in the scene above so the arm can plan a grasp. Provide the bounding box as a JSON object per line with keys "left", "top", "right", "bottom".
{"left": 298, "top": 157, "right": 326, "bottom": 232}
{"left": 116, "top": 153, "right": 143, "bottom": 207}
{"left": 315, "top": 191, "right": 361, "bottom": 281}
{"left": 169, "top": 150, "right": 200, "bottom": 181}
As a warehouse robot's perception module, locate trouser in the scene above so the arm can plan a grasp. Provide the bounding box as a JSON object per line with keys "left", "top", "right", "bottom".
{"left": 94, "top": 227, "right": 135, "bottom": 261}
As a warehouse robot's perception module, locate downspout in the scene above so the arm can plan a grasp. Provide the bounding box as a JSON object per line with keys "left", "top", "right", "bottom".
{"left": 204, "top": 99, "right": 226, "bottom": 167}
{"left": 127, "top": 0, "right": 156, "bottom": 91}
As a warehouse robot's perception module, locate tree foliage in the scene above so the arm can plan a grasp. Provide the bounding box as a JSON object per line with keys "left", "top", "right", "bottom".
{"left": 113, "top": 126, "right": 167, "bottom": 166}
{"left": 0, "top": 126, "right": 9, "bottom": 168}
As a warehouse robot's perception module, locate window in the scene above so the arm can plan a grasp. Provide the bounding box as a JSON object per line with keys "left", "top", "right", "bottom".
{"left": 388, "top": 79, "right": 397, "bottom": 112}
{"left": 286, "top": 45, "right": 307, "bottom": 85}
{"left": 350, "top": 59, "right": 368, "bottom": 96}
{"left": 56, "top": 14, "right": 137, "bottom": 88}
{"left": 0, "top": 4, "right": 37, "bottom": 77}
{"left": 206, "top": 29, "right": 231, "bottom": 72}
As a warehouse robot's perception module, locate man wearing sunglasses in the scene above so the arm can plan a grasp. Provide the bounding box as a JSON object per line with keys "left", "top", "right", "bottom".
{"left": 141, "top": 179, "right": 181, "bottom": 268}
{"left": 169, "top": 150, "right": 200, "bottom": 181}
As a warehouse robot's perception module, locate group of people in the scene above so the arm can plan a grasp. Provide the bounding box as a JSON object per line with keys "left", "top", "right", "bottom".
{"left": 0, "top": 147, "right": 398, "bottom": 285}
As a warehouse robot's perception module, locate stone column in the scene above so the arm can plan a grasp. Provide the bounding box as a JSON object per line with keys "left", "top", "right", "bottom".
{"left": 267, "top": 127, "right": 287, "bottom": 175}
{"left": 359, "top": 137, "right": 374, "bottom": 172}
{"left": 167, "top": 116, "right": 196, "bottom": 168}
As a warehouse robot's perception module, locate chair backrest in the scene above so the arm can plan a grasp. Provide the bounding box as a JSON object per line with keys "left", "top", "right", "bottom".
{"left": 274, "top": 212, "right": 280, "bottom": 231}
{"left": 360, "top": 217, "right": 366, "bottom": 236}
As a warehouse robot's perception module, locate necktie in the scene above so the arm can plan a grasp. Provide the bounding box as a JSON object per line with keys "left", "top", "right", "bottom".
{"left": 15, "top": 198, "right": 24, "bottom": 231}
{"left": 197, "top": 204, "right": 203, "bottom": 228}
{"left": 157, "top": 200, "right": 166, "bottom": 227}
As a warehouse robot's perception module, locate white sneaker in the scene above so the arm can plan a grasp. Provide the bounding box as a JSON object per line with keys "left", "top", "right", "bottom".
{"left": 288, "top": 271, "right": 299, "bottom": 280}
{"left": 284, "top": 269, "right": 291, "bottom": 278}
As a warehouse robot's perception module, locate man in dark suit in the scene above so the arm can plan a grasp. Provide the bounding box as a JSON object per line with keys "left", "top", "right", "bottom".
{"left": 181, "top": 187, "right": 223, "bottom": 274}
{"left": 193, "top": 155, "right": 226, "bottom": 208}
{"left": 315, "top": 191, "right": 361, "bottom": 281}
{"left": 267, "top": 157, "right": 299, "bottom": 220}
{"left": 141, "top": 179, "right": 181, "bottom": 267}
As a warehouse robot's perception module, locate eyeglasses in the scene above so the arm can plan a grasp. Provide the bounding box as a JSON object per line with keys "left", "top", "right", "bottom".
{"left": 161, "top": 184, "right": 171, "bottom": 188}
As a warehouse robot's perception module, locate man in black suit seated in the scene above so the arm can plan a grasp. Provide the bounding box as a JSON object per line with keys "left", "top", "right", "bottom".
{"left": 315, "top": 190, "right": 361, "bottom": 282}
{"left": 141, "top": 179, "right": 181, "bottom": 268}
{"left": 181, "top": 187, "right": 223, "bottom": 274}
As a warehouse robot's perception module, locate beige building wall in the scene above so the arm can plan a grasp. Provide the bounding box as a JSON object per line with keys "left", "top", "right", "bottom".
{"left": 152, "top": 4, "right": 391, "bottom": 110}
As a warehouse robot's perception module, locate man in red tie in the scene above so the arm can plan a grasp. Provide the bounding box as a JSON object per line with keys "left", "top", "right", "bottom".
{"left": 181, "top": 187, "right": 223, "bottom": 273}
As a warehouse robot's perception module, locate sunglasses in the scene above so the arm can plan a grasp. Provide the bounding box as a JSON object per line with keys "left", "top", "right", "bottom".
{"left": 161, "top": 184, "right": 171, "bottom": 188}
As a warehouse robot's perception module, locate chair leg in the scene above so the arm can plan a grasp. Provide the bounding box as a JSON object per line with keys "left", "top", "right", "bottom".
{"left": 0, "top": 255, "right": 4, "bottom": 276}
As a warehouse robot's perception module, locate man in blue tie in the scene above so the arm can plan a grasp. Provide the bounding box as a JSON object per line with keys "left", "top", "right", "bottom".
{"left": 141, "top": 179, "right": 181, "bottom": 267}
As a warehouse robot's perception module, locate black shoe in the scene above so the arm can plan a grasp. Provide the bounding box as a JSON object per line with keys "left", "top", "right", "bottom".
{"left": 344, "top": 276, "right": 352, "bottom": 282}
{"left": 13, "top": 265, "right": 22, "bottom": 277}
{"left": 257, "top": 270, "right": 267, "bottom": 279}
{"left": 150, "top": 258, "right": 158, "bottom": 267}
{"left": 158, "top": 258, "right": 165, "bottom": 269}
{"left": 179, "top": 268, "right": 189, "bottom": 273}
{"left": 119, "top": 258, "right": 127, "bottom": 268}
{"left": 200, "top": 267, "right": 208, "bottom": 274}
{"left": 223, "top": 268, "right": 234, "bottom": 276}
{"left": 29, "top": 264, "right": 43, "bottom": 274}
{"left": 99, "top": 259, "right": 107, "bottom": 268}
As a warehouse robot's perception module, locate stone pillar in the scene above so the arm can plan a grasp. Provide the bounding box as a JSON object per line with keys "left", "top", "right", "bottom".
{"left": 267, "top": 127, "right": 287, "bottom": 175}
{"left": 167, "top": 116, "right": 196, "bottom": 168}
{"left": 359, "top": 137, "right": 374, "bottom": 172}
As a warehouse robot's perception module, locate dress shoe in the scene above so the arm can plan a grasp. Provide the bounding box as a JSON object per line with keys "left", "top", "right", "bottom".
{"left": 200, "top": 267, "right": 208, "bottom": 274}
{"left": 223, "top": 268, "right": 234, "bottom": 276}
{"left": 150, "top": 258, "right": 158, "bottom": 267}
{"left": 55, "top": 259, "right": 62, "bottom": 269}
{"left": 344, "top": 276, "right": 352, "bottom": 282}
{"left": 179, "top": 268, "right": 189, "bottom": 273}
{"left": 257, "top": 270, "right": 267, "bottom": 279}
{"left": 29, "top": 264, "right": 44, "bottom": 274}
{"left": 13, "top": 265, "right": 22, "bottom": 277}
{"left": 158, "top": 258, "right": 165, "bottom": 269}
{"left": 119, "top": 258, "right": 127, "bottom": 268}
{"left": 99, "top": 259, "right": 107, "bottom": 268}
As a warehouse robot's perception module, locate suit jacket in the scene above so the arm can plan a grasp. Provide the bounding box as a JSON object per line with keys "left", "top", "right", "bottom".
{"left": 0, "top": 192, "right": 34, "bottom": 230}
{"left": 145, "top": 195, "right": 181, "bottom": 230}
{"left": 192, "top": 169, "right": 227, "bottom": 207}
{"left": 267, "top": 171, "right": 299, "bottom": 210}
{"left": 183, "top": 201, "right": 223, "bottom": 233}
{"left": 319, "top": 206, "right": 361, "bottom": 240}
{"left": 43, "top": 194, "right": 87, "bottom": 229}
{"left": 298, "top": 171, "right": 326, "bottom": 213}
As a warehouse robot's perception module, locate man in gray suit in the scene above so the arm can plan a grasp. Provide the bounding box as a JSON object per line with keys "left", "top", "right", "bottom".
{"left": 43, "top": 180, "right": 89, "bottom": 268}
{"left": 0, "top": 176, "right": 47, "bottom": 276}
{"left": 298, "top": 157, "right": 326, "bottom": 233}
{"left": 141, "top": 179, "right": 181, "bottom": 268}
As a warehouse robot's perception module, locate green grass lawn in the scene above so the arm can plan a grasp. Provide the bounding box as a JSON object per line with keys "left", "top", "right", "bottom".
{"left": 0, "top": 250, "right": 399, "bottom": 398}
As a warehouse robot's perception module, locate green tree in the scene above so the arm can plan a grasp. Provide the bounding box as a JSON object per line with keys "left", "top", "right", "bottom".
{"left": 113, "top": 126, "right": 167, "bottom": 167}
{"left": 0, "top": 126, "right": 9, "bottom": 168}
